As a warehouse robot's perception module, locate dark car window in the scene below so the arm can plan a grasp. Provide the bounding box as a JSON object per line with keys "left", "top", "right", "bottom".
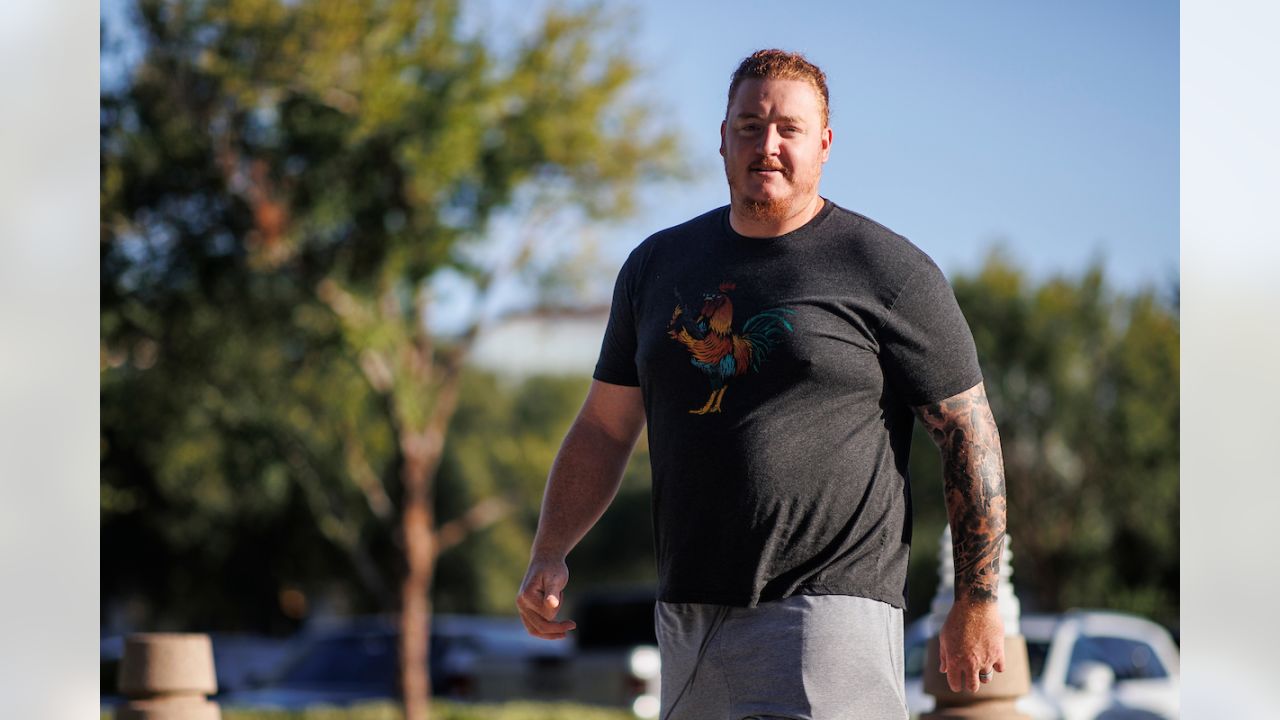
{"left": 1069, "top": 635, "right": 1167, "bottom": 682}
{"left": 1025, "top": 641, "right": 1050, "bottom": 681}
{"left": 280, "top": 634, "right": 398, "bottom": 689}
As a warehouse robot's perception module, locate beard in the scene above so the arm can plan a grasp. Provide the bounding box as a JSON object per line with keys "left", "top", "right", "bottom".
{"left": 739, "top": 196, "right": 792, "bottom": 224}
{"left": 725, "top": 157, "right": 820, "bottom": 225}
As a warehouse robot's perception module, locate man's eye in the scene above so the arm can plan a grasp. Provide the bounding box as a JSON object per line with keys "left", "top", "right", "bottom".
{"left": 739, "top": 124, "right": 760, "bottom": 133}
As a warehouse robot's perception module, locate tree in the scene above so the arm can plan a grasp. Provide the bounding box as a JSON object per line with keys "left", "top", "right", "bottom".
{"left": 100, "top": 0, "right": 680, "bottom": 715}
{"left": 905, "top": 252, "right": 1179, "bottom": 629}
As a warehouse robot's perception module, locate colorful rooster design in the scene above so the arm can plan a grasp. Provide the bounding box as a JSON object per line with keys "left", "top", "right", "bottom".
{"left": 666, "top": 282, "right": 795, "bottom": 415}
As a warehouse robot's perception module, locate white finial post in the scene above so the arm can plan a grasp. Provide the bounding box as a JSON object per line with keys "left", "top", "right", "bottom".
{"left": 921, "top": 527, "right": 1031, "bottom": 719}
{"left": 927, "top": 526, "right": 1021, "bottom": 637}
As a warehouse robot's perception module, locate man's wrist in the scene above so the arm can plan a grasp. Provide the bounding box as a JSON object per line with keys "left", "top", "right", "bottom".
{"left": 952, "top": 586, "right": 998, "bottom": 608}
{"left": 529, "top": 544, "right": 569, "bottom": 564}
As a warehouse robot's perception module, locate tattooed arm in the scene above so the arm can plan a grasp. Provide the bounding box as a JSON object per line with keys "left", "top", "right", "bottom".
{"left": 916, "top": 380, "right": 1008, "bottom": 602}
{"left": 914, "top": 381, "right": 1008, "bottom": 693}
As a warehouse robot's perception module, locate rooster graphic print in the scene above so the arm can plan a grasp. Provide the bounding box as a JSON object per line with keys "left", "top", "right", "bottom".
{"left": 666, "top": 281, "right": 796, "bottom": 414}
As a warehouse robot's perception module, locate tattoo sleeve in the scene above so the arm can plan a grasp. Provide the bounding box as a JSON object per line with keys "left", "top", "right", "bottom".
{"left": 914, "top": 382, "right": 1007, "bottom": 604}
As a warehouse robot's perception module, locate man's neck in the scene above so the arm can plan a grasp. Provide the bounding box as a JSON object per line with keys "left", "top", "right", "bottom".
{"left": 728, "top": 194, "right": 825, "bottom": 238}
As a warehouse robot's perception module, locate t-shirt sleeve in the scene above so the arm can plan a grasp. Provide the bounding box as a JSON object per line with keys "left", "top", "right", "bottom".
{"left": 592, "top": 252, "right": 641, "bottom": 387}
{"left": 878, "top": 260, "right": 983, "bottom": 406}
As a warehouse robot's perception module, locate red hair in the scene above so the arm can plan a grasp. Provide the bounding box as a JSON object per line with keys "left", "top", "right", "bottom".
{"left": 727, "top": 49, "right": 830, "bottom": 127}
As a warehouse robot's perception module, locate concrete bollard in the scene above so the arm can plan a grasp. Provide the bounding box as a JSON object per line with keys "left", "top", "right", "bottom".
{"left": 115, "top": 633, "right": 221, "bottom": 720}
{"left": 921, "top": 529, "right": 1031, "bottom": 720}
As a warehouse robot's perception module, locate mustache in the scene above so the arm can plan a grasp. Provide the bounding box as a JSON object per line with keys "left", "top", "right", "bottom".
{"left": 749, "top": 160, "right": 787, "bottom": 173}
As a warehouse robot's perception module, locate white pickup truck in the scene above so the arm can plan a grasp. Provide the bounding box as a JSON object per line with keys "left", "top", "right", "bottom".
{"left": 904, "top": 609, "right": 1180, "bottom": 720}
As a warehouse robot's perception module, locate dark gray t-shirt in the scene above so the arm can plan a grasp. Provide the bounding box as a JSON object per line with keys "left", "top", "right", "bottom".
{"left": 593, "top": 199, "right": 982, "bottom": 609}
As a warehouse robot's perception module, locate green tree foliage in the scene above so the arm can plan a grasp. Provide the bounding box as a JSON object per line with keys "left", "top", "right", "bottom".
{"left": 101, "top": 0, "right": 679, "bottom": 714}
{"left": 906, "top": 252, "right": 1179, "bottom": 629}
{"left": 432, "top": 372, "right": 656, "bottom": 616}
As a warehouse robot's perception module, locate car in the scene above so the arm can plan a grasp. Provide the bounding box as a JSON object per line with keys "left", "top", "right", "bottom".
{"left": 430, "top": 613, "right": 575, "bottom": 702}
{"left": 904, "top": 609, "right": 1180, "bottom": 720}
{"left": 219, "top": 614, "right": 572, "bottom": 710}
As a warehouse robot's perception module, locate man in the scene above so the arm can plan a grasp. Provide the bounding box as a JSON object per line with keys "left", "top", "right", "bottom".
{"left": 518, "top": 49, "right": 1007, "bottom": 719}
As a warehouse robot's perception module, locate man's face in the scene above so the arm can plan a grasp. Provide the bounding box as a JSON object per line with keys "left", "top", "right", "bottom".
{"left": 720, "top": 78, "right": 833, "bottom": 224}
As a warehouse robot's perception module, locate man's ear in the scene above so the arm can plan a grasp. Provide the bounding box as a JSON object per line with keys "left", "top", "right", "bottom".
{"left": 719, "top": 120, "right": 727, "bottom": 157}
{"left": 820, "top": 126, "right": 833, "bottom": 163}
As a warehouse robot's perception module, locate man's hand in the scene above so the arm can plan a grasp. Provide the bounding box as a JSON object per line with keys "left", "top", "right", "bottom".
{"left": 516, "top": 556, "right": 577, "bottom": 640}
{"left": 938, "top": 599, "right": 1006, "bottom": 693}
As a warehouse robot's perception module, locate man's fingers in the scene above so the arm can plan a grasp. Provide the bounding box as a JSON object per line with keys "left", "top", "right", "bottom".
{"left": 516, "top": 580, "right": 562, "bottom": 622}
{"left": 516, "top": 559, "right": 574, "bottom": 640}
{"left": 521, "top": 617, "right": 574, "bottom": 639}
{"left": 949, "top": 661, "right": 976, "bottom": 693}
{"left": 941, "top": 653, "right": 988, "bottom": 693}
{"left": 517, "top": 603, "right": 576, "bottom": 638}
{"left": 993, "top": 657, "right": 1006, "bottom": 673}
{"left": 516, "top": 584, "right": 575, "bottom": 640}
{"left": 517, "top": 591, "right": 571, "bottom": 626}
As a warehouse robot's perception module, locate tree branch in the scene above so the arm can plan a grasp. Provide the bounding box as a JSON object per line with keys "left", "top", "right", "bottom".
{"left": 439, "top": 200, "right": 560, "bottom": 382}
{"left": 277, "top": 430, "right": 393, "bottom": 607}
{"left": 343, "top": 427, "right": 396, "bottom": 522}
{"left": 436, "top": 495, "right": 515, "bottom": 555}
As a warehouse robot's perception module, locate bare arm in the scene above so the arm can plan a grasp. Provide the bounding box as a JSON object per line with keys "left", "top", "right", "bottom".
{"left": 915, "top": 381, "right": 1008, "bottom": 602}
{"left": 914, "top": 381, "right": 1008, "bottom": 692}
{"left": 517, "top": 380, "right": 646, "bottom": 638}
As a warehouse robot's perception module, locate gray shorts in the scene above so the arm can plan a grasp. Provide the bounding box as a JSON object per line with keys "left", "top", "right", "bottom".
{"left": 655, "top": 594, "right": 908, "bottom": 720}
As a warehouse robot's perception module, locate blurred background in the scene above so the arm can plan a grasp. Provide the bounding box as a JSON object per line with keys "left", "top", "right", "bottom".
{"left": 98, "top": 0, "right": 1178, "bottom": 718}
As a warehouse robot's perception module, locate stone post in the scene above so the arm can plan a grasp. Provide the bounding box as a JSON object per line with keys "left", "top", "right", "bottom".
{"left": 115, "top": 633, "right": 221, "bottom": 720}
{"left": 921, "top": 528, "right": 1031, "bottom": 719}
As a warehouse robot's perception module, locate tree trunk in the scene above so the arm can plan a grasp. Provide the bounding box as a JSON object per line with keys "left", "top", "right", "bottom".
{"left": 394, "top": 343, "right": 467, "bottom": 719}
{"left": 399, "top": 441, "right": 436, "bottom": 720}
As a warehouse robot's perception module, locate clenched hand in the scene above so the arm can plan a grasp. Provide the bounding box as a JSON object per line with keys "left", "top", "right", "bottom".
{"left": 516, "top": 556, "right": 577, "bottom": 640}
{"left": 939, "top": 598, "right": 1005, "bottom": 693}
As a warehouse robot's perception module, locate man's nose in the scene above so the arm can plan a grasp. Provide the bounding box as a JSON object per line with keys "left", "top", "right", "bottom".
{"left": 757, "top": 125, "right": 782, "bottom": 156}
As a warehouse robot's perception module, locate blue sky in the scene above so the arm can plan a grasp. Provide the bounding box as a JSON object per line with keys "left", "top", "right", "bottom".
{"left": 590, "top": 0, "right": 1179, "bottom": 293}
{"left": 103, "top": 0, "right": 1179, "bottom": 318}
